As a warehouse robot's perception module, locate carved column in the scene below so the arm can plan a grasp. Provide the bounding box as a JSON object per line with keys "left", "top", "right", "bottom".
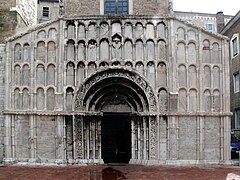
{"left": 74, "top": 115, "right": 84, "bottom": 159}
{"left": 149, "top": 116, "right": 158, "bottom": 160}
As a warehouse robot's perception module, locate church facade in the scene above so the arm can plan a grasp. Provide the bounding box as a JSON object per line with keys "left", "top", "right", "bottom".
{"left": 1, "top": 0, "right": 232, "bottom": 165}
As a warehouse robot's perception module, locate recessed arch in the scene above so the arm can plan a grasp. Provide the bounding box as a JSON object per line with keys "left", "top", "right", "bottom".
{"left": 75, "top": 68, "right": 157, "bottom": 113}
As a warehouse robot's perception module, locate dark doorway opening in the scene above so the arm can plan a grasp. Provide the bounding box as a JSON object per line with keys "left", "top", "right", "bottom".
{"left": 101, "top": 113, "right": 131, "bottom": 164}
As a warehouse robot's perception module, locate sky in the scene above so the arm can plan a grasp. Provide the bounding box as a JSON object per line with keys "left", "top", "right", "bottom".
{"left": 173, "top": 0, "right": 240, "bottom": 16}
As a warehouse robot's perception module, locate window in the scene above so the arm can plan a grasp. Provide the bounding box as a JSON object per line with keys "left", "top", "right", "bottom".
{"left": 42, "top": 7, "right": 49, "bottom": 18}
{"left": 235, "top": 109, "right": 240, "bottom": 128}
{"left": 232, "top": 37, "right": 238, "bottom": 56}
{"left": 205, "top": 23, "right": 216, "bottom": 32}
{"left": 105, "top": 0, "right": 128, "bottom": 15}
{"left": 234, "top": 73, "right": 240, "bottom": 93}
{"left": 231, "top": 34, "right": 239, "bottom": 58}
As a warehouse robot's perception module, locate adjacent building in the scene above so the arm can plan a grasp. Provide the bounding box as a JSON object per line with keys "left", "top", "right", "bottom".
{"left": 175, "top": 11, "right": 232, "bottom": 33}
{"left": 221, "top": 11, "right": 240, "bottom": 137}
{"left": 1, "top": 0, "right": 232, "bottom": 165}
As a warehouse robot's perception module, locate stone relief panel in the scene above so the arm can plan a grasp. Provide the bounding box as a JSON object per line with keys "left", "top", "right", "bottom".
{"left": 177, "top": 27, "right": 185, "bottom": 41}
{"left": 78, "top": 23, "right": 85, "bottom": 39}
{"left": 14, "top": 65, "right": 21, "bottom": 86}
{"left": 178, "top": 65, "right": 187, "bottom": 87}
{"left": 100, "top": 22, "right": 109, "bottom": 38}
{"left": 157, "top": 62, "right": 167, "bottom": 87}
{"left": 136, "top": 40, "right": 144, "bottom": 60}
{"left": 66, "top": 62, "right": 75, "bottom": 86}
{"left": 87, "top": 62, "right": 97, "bottom": 76}
{"left": 66, "top": 87, "right": 74, "bottom": 111}
{"left": 204, "top": 89, "right": 211, "bottom": 112}
{"left": 212, "top": 43, "right": 220, "bottom": 64}
{"left": 178, "top": 88, "right": 187, "bottom": 112}
{"left": 47, "top": 41, "right": 56, "bottom": 62}
{"left": 100, "top": 39, "right": 109, "bottom": 61}
{"left": 77, "top": 62, "right": 85, "bottom": 85}
{"left": 177, "top": 43, "right": 186, "bottom": 64}
{"left": 47, "top": 64, "right": 55, "bottom": 86}
{"left": 147, "top": 40, "right": 155, "bottom": 60}
{"left": 14, "top": 88, "right": 20, "bottom": 110}
{"left": 14, "top": 43, "right": 22, "bottom": 63}
{"left": 87, "top": 40, "right": 97, "bottom": 61}
{"left": 188, "top": 30, "right": 196, "bottom": 41}
{"left": 88, "top": 23, "right": 97, "bottom": 39}
{"left": 47, "top": 88, "right": 55, "bottom": 111}
{"left": 48, "top": 28, "right": 57, "bottom": 39}
{"left": 22, "top": 64, "right": 30, "bottom": 86}
{"left": 124, "top": 23, "right": 133, "bottom": 39}
{"left": 188, "top": 65, "right": 197, "bottom": 88}
{"left": 112, "top": 22, "right": 122, "bottom": 36}
{"left": 135, "top": 23, "right": 144, "bottom": 39}
{"left": 189, "top": 89, "right": 197, "bottom": 112}
{"left": 112, "top": 35, "right": 122, "bottom": 60}
{"left": 203, "top": 66, "right": 211, "bottom": 88}
{"left": 202, "top": 40, "right": 210, "bottom": 63}
{"left": 158, "top": 89, "right": 168, "bottom": 112}
{"left": 36, "top": 64, "right": 45, "bottom": 86}
{"left": 149, "top": 116, "right": 157, "bottom": 159}
{"left": 157, "top": 40, "right": 167, "bottom": 60}
{"left": 124, "top": 40, "right": 133, "bottom": 60}
{"left": 157, "top": 22, "right": 166, "bottom": 39}
{"left": 67, "top": 22, "right": 75, "bottom": 39}
{"left": 146, "top": 23, "right": 154, "bottom": 39}
{"left": 213, "top": 66, "right": 220, "bottom": 88}
{"left": 36, "top": 88, "right": 45, "bottom": 110}
{"left": 36, "top": 41, "right": 45, "bottom": 62}
{"left": 67, "top": 40, "right": 75, "bottom": 61}
{"left": 188, "top": 43, "right": 197, "bottom": 64}
{"left": 147, "top": 62, "right": 155, "bottom": 88}
{"left": 77, "top": 41, "right": 85, "bottom": 61}
{"left": 213, "top": 90, "right": 220, "bottom": 112}
{"left": 23, "top": 43, "right": 31, "bottom": 63}
{"left": 22, "top": 88, "right": 30, "bottom": 109}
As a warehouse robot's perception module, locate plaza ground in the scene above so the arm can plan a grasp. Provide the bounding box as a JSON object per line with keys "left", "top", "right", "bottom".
{"left": 0, "top": 164, "right": 240, "bottom": 179}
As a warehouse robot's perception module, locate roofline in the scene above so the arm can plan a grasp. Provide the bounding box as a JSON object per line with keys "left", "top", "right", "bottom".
{"left": 174, "top": 11, "right": 233, "bottom": 18}
{"left": 221, "top": 10, "right": 240, "bottom": 34}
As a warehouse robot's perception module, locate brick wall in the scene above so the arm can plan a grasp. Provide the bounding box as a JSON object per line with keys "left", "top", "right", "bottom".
{"left": 133, "top": 0, "right": 168, "bottom": 15}
{"left": 65, "top": 0, "right": 169, "bottom": 16}
{"left": 65, "top": 0, "right": 100, "bottom": 17}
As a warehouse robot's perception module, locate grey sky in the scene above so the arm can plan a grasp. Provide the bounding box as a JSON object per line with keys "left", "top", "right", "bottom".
{"left": 173, "top": 0, "right": 240, "bottom": 15}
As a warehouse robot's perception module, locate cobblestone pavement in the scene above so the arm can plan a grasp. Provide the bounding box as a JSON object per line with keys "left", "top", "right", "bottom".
{"left": 0, "top": 164, "right": 240, "bottom": 180}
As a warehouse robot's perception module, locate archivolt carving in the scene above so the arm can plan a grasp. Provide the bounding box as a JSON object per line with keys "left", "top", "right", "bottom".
{"left": 75, "top": 69, "right": 157, "bottom": 112}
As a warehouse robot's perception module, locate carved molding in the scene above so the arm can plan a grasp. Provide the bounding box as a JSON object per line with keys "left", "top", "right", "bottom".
{"left": 75, "top": 68, "right": 157, "bottom": 112}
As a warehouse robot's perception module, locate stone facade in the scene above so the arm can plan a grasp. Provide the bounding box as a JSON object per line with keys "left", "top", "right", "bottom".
{"left": 1, "top": 0, "right": 232, "bottom": 165}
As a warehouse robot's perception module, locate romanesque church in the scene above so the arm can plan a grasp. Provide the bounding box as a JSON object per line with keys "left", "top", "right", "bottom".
{"left": 1, "top": 0, "right": 232, "bottom": 165}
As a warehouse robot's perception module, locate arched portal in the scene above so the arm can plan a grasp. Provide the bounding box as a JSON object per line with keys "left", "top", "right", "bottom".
{"left": 73, "top": 68, "right": 158, "bottom": 164}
